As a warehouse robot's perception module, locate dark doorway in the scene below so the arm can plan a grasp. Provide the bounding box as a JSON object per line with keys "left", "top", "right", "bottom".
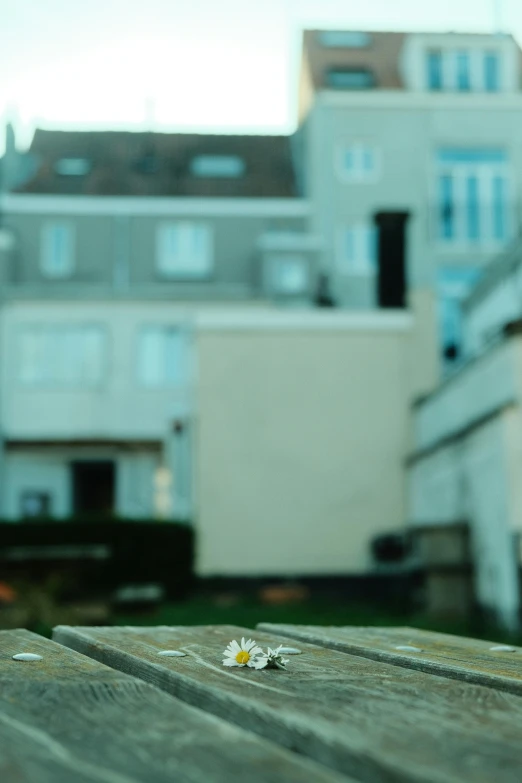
{"left": 374, "top": 211, "right": 409, "bottom": 309}
{"left": 71, "top": 461, "right": 116, "bottom": 516}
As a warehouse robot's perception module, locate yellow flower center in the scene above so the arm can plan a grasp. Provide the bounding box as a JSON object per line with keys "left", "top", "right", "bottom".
{"left": 236, "top": 650, "right": 250, "bottom": 664}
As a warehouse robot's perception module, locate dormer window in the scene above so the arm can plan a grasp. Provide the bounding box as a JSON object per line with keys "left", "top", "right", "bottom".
{"left": 318, "top": 31, "right": 371, "bottom": 49}
{"left": 425, "top": 49, "right": 503, "bottom": 92}
{"left": 326, "top": 68, "right": 375, "bottom": 89}
{"left": 54, "top": 158, "right": 91, "bottom": 176}
{"left": 456, "top": 51, "right": 471, "bottom": 91}
{"left": 484, "top": 52, "right": 500, "bottom": 91}
{"left": 190, "top": 155, "right": 245, "bottom": 178}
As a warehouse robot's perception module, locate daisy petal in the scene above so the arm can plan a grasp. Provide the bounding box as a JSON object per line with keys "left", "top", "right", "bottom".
{"left": 223, "top": 658, "right": 240, "bottom": 667}
{"left": 251, "top": 657, "right": 268, "bottom": 669}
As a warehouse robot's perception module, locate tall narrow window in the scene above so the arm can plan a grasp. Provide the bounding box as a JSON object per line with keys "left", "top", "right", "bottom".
{"left": 41, "top": 222, "right": 75, "bottom": 278}
{"left": 493, "top": 176, "right": 506, "bottom": 241}
{"left": 456, "top": 52, "right": 471, "bottom": 91}
{"left": 484, "top": 52, "right": 500, "bottom": 92}
{"left": 466, "top": 175, "right": 480, "bottom": 241}
{"left": 427, "top": 51, "right": 443, "bottom": 90}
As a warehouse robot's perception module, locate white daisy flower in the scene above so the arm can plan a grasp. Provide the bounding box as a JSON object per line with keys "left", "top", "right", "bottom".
{"left": 257, "top": 645, "right": 290, "bottom": 670}
{"left": 222, "top": 637, "right": 264, "bottom": 668}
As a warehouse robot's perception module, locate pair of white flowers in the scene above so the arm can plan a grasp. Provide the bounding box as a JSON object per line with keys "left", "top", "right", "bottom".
{"left": 223, "top": 637, "right": 289, "bottom": 670}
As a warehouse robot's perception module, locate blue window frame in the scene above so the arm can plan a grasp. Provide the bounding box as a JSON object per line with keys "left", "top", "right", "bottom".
{"left": 456, "top": 52, "right": 471, "bottom": 91}
{"left": 484, "top": 52, "right": 500, "bottom": 92}
{"left": 493, "top": 176, "right": 506, "bottom": 241}
{"left": 327, "top": 68, "right": 375, "bottom": 89}
{"left": 427, "top": 51, "right": 443, "bottom": 90}
{"left": 466, "top": 176, "right": 479, "bottom": 241}
{"left": 436, "top": 149, "right": 509, "bottom": 245}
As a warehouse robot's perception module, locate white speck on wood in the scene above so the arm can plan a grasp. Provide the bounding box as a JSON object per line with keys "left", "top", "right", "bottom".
{"left": 12, "top": 653, "right": 43, "bottom": 661}
{"left": 157, "top": 650, "right": 186, "bottom": 657}
{"left": 489, "top": 645, "right": 516, "bottom": 652}
{"left": 394, "top": 646, "right": 422, "bottom": 652}
{"left": 278, "top": 647, "right": 302, "bottom": 654}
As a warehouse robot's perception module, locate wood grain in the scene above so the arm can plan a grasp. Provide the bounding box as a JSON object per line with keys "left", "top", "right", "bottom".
{"left": 0, "top": 629, "right": 347, "bottom": 783}
{"left": 54, "top": 623, "right": 522, "bottom": 783}
{"left": 258, "top": 624, "right": 522, "bottom": 695}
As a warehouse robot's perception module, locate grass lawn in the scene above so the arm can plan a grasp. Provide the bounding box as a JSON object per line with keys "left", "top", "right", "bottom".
{"left": 113, "top": 594, "right": 518, "bottom": 645}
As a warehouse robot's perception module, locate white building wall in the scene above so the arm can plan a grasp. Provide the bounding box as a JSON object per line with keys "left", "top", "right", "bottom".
{"left": 409, "top": 413, "right": 520, "bottom": 631}
{"left": 0, "top": 300, "right": 199, "bottom": 440}
{"left": 413, "top": 339, "right": 518, "bottom": 450}
{"left": 465, "top": 265, "right": 522, "bottom": 355}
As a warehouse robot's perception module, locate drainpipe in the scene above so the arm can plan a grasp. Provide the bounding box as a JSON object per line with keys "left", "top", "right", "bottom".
{"left": 112, "top": 214, "right": 131, "bottom": 293}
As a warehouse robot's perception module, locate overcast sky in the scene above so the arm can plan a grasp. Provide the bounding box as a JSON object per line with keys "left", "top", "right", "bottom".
{"left": 2, "top": 0, "right": 521, "bottom": 150}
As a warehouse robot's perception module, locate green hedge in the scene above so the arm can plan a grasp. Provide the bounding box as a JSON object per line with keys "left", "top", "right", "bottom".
{"left": 0, "top": 519, "right": 194, "bottom": 598}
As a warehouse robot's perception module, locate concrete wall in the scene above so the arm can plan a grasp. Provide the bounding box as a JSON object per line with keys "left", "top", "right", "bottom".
{"left": 193, "top": 311, "right": 412, "bottom": 576}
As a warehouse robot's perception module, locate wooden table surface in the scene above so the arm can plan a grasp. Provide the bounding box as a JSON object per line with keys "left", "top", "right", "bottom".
{"left": 1, "top": 624, "right": 522, "bottom": 782}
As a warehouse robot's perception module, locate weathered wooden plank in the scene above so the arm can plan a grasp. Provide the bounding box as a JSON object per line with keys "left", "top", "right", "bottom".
{"left": 258, "top": 624, "right": 522, "bottom": 695}
{"left": 0, "top": 629, "right": 347, "bottom": 783}
{"left": 55, "top": 623, "right": 522, "bottom": 783}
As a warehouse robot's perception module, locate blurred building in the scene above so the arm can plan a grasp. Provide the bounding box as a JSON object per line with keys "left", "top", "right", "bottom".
{"left": 0, "top": 28, "right": 521, "bottom": 585}
{"left": 409, "top": 238, "right": 522, "bottom": 631}
{"left": 297, "top": 30, "right": 522, "bottom": 376}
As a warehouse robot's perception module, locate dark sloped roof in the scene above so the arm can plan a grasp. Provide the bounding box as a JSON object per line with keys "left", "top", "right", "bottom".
{"left": 15, "top": 130, "right": 298, "bottom": 197}
{"left": 303, "top": 30, "right": 407, "bottom": 90}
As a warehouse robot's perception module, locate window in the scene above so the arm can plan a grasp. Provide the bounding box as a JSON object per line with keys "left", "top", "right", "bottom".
{"left": 54, "top": 158, "right": 91, "bottom": 176}
{"left": 190, "top": 155, "right": 245, "bottom": 178}
{"left": 318, "top": 31, "right": 371, "bottom": 48}
{"left": 337, "top": 225, "right": 377, "bottom": 275}
{"left": 436, "top": 149, "right": 510, "bottom": 246}
{"left": 18, "top": 326, "right": 105, "bottom": 387}
{"left": 484, "top": 52, "right": 500, "bottom": 92}
{"left": 337, "top": 142, "right": 379, "bottom": 182}
{"left": 268, "top": 255, "right": 309, "bottom": 295}
{"left": 326, "top": 68, "right": 375, "bottom": 89}
{"left": 427, "top": 51, "right": 443, "bottom": 90}
{"left": 20, "top": 491, "right": 51, "bottom": 519}
{"left": 426, "top": 49, "right": 503, "bottom": 92}
{"left": 137, "top": 327, "right": 188, "bottom": 387}
{"left": 41, "top": 222, "right": 75, "bottom": 278}
{"left": 156, "top": 222, "right": 213, "bottom": 278}
{"left": 456, "top": 51, "right": 471, "bottom": 91}
{"left": 438, "top": 267, "right": 482, "bottom": 361}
